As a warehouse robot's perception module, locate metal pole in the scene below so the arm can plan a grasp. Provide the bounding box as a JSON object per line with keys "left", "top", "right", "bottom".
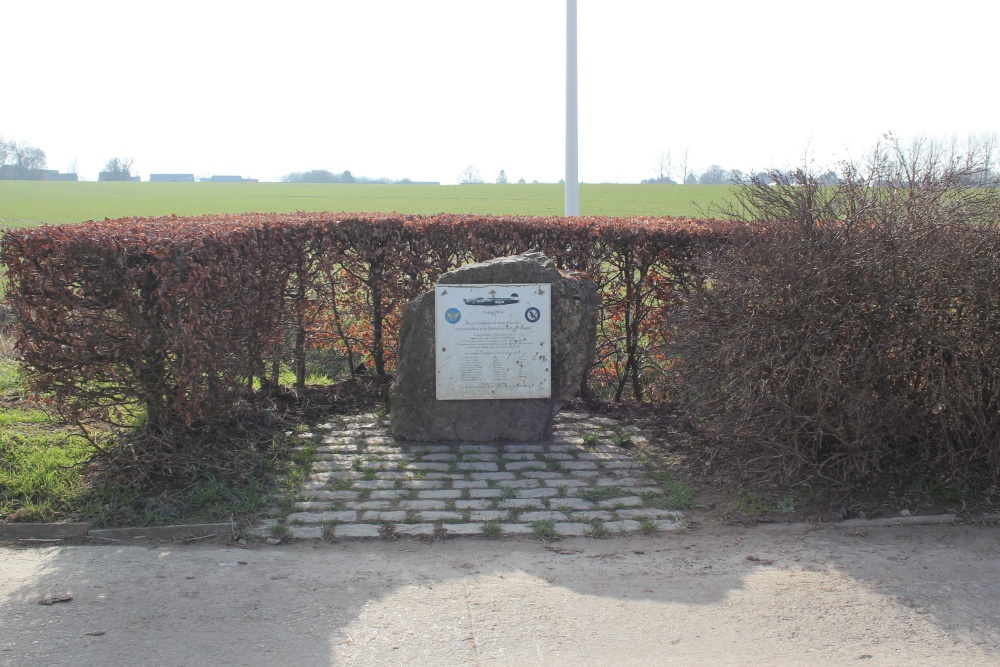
{"left": 565, "top": 0, "right": 579, "bottom": 217}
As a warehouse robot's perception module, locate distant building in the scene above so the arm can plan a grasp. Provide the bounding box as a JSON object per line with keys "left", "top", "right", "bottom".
{"left": 1, "top": 166, "right": 78, "bottom": 181}
{"left": 149, "top": 173, "right": 195, "bottom": 182}
{"left": 98, "top": 171, "right": 139, "bottom": 182}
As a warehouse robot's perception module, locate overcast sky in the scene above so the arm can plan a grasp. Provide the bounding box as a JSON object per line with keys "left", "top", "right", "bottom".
{"left": 5, "top": 0, "right": 999, "bottom": 184}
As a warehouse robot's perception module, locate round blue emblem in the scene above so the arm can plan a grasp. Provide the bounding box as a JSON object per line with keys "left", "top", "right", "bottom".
{"left": 444, "top": 308, "right": 461, "bottom": 324}
{"left": 525, "top": 307, "right": 541, "bottom": 323}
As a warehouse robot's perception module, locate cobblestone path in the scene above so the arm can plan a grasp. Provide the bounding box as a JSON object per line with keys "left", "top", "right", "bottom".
{"left": 253, "top": 411, "right": 684, "bottom": 540}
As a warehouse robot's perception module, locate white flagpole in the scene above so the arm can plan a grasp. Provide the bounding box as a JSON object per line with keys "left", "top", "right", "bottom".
{"left": 565, "top": 0, "right": 579, "bottom": 217}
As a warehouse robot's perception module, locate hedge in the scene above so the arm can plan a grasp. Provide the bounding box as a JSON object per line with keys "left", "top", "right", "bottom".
{"left": 1, "top": 213, "right": 730, "bottom": 431}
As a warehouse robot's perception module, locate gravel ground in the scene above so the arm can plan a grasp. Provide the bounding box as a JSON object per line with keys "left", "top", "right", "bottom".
{"left": 2, "top": 521, "right": 999, "bottom": 666}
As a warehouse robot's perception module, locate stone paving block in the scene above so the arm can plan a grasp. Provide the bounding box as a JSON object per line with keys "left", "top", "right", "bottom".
{"left": 519, "top": 511, "right": 565, "bottom": 522}
{"left": 335, "top": 524, "right": 383, "bottom": 539}
{"left": 549, "top": 498, "right": 595, "bottom": 511}
{"left": 617, "top": 509, "right": 682, "bottom": 521}
{"left": 606, "top": 469, "right": 639, "bottom": 477}
{"left": 470, "top": 511, "right": 508, "bottom": 522}
{"left": 416, "top": 511, "right": 463, "bottom": 522}
{"left": 368, "top": 450, "right": 405, "bottom": 460}
{"left": 286, "top": 511, "right": 357, "bottom": 524}
{"left": 500, "top": 453, "right": 539, "bottom": 461}
{"left": 546, "top": 444, "right": 578, "bottom": 454}
{"left": 612, "top": 520, "right": 644, "bottom": 533}
{"left": 505, "top": 461, "right": 548, "bottom": 471}
{"left": 294, "top": 502, "right": 343, "bottom": 511}
{"left": 503, "top": 444, "right": 545, "bottom": 453}
{"left": 288, "top": 525, "right": 325, "bottom": 539}
{"left": 499, "top": 498, "right": 543, "bottom": 509}
{"left": 596, "top": 477, "right": 637, "bottom": 487}
{"left": 469, "top": 488, "right": 503, "bottom": 499}
{"left": 403, "top": 444, "right": 452, "bottom": 454}
{"left": 556, "top": 411, "right": 590, "bottom": 421}
{"left": 347, "top": 501, "right": 392, "bottom": 510}
{"left": 458, "top": 462, "right": 499, "bottom": 472}
{"left": 417, "top": 489, "right": 462, "bottom": 500}
{"left": 315, "top": 422, "right": 341, "bottom": 431}
{"left": 302, "top": 482, "right": 327, "bottom": 491}
{"left": 365, "top": 436, "right": 395, "bottom": 446}
{"left": 368, "top": 490, "right": 408, "bottom": 500}
{"left": 586, "top": 417, "right": 620, "bottom": 427}
{"left": 631, "top": 487, "right": 665, "bottom": 495}
{"left": 598, "top": 496, "right": 644, "bottom": 508}
{"left": 521, "top": 471, "right": 561, "bottom": 479}
{"left": 576, "top": 452, "right": 625, "bottom": 461}
{"left": 307, "top": 471, "right": 358, "bottom": 482}
{"left": 423, "top": 454, "right": 458, "bottom": 462}
{"left": 442, "top": 523, "right": 486, "bottom": 536}
{"left": 399, "top": 500, "right": 447, "bottom": 511}
{"left": 501, "top": 523, "right": 534, "bottom": 535}
{"left": 554, "top": 522, "right": 590, "bottom": 537}
{"left": 600, "top": 460, "right": 638, "bottom": 470}
{"left": 408, "top": 462, "right": 450, "bottom": 471}
{"left": 372, "top": 471, "right": 408, "bottom": 480}
{"left": 401, "top": 480, "right": 445, "bottom": 490}
{"left": 549, "top": 433, "right": 586, "bottom": 451}
{"left": 561, "top": 461, "right": 599, "bottom": 470}
{"left": 570, "top": 470, "right": 600, "bottom": 478}
{"left": 458, "top": 444, "right": 497, "bottom": 454}
{"left": 455, "top": 500, "right": 492, "bottom": 510}
{"left": 576, "top": 511, "right": 614, "bottom": 521}
{"left": 353, "top": 480, "right": 400, "bottom": 489}
{"left": 313, "top": 456, "right": 353, "bottom": 467}
{"left": 545, "top": 479, "right": 588, "bottom": 488}
{"left": 361, "top": 511, "right": 408, "bottom": 522}
{"left": 464, "top": 453, "right": 499, "bottom": 462}
{"left": 502, "top": 479, "right": 540, "bottom": 489}
{"left": 545, "top": 453, "right": 574, "bottom": 460}
{"left": 451, "top": 480, "right": 489, "bottom": 489}
{"left": 315, "top": 445, "right": 357, "bottom": 454}
{"left": 393, "top": 523, "right": 436, "bottom": 537}
{"left": 517, "top": 488, "right": 560, "bottom": 498}
{"left": 471, "top": 472, "right": 516, "bottom": 481}
{"left": 300, "top": 490, "right": 360, "bottom": 501}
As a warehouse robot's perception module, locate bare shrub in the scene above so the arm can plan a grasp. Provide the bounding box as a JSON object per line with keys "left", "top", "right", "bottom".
{"left": 677, "top": 135, "right": 1000, "bottom": 484}
{"left": 0, "top": 300, "right": 15, "bottom": 359}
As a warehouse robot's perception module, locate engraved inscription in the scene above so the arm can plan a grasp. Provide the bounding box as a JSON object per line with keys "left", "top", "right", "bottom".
{"left": 436, "top": 284, "right": 551, "bottom": 400}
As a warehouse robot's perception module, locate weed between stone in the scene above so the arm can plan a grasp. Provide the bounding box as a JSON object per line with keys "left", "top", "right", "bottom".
{"left": 481, "top": 521, "right": 502, "bottom": 539}
{"left": 531, "top": 519, "right": 559, "bottom": 540}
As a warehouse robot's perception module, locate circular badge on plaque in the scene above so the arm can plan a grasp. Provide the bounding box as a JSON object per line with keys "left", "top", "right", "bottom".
{"left": 444, "top": 308, "right": 461, "bottom": 324}
{"left": 525, "top": 307, "right": 541, "bottom": 323}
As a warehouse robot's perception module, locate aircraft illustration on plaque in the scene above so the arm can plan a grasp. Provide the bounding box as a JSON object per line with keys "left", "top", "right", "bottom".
{"left": 463, "top": 291, "right": 519, "bottom": 306}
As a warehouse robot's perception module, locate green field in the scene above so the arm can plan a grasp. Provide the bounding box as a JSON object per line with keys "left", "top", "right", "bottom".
{"left": 0, "top": 182, "right": 735, "bottom": 227}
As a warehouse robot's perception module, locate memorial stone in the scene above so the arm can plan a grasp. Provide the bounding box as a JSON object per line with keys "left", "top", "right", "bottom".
{"left": 389, "top": 252, "right": 599, "bottom": 441}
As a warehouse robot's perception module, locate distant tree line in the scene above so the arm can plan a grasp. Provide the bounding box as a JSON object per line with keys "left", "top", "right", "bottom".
{"left": 279, "top": 169, "right": 428, "bottom": 185}
{"left": 100, "top": 157, "right": 135, "bottom": 181}
{"left": 0, "top": 135, "right": 48, "bottom": 179}
{"left": 280, "top": 169, "right": 356, "bottom": 183}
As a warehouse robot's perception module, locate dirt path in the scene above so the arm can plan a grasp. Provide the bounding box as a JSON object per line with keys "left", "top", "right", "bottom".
{"left": 2, "top": 522, "right": 998, "bottom": 666}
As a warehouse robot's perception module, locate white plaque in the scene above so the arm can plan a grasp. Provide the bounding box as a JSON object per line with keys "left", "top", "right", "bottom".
{"left": 436, "top": 283, "right": 551, "bottom": 400}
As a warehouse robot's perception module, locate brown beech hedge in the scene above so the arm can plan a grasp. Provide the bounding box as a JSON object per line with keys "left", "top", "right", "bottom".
{"left": 0, "top": 213, "right": 730, "bottom": 432}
